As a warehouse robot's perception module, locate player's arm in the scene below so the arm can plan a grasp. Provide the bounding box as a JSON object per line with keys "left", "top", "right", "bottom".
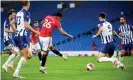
{"left": 92, "top": 27, "right": 103, "bottom": 38}
{"left": 24, "top": 22, "right": 40, "bottom": 35}
{"left": 112, "top": 30, "right": 122, "bottom": 39}
{"left": 5, "top": 28, "right": 14, "bottom": 33}
{"left": 56, "top": 20, "right": 73, "bottom": 39}
{"left": 24, "top": 12, "right": 40, "bottom": 35}
{"left": 58, "top": 28, "right": 73, "bottom": 39}
{"left": 30, "top": 32, "right": 35, "bottom": 44}
{"left": 10, "top": 19, "right": 17, "bottom": 32}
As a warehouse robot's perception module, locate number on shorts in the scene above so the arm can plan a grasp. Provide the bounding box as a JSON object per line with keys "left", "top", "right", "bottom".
{"left": 43, "top": 19, "right": 52, "bottom": 28}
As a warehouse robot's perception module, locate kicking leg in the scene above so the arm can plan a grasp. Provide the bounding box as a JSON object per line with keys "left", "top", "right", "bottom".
{"left": 50, "top": 46, "right": 67, "bottom": 60}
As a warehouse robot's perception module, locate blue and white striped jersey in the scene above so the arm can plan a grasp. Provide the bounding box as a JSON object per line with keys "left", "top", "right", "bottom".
{"left": 97, "top": 21, "right": 113, "bottom": 44}
{"left": 3, "top": 19, "right": 13, "bottom": 42}
{"left": 118, "top": 24, "right": 133, "bottom": 44}
{"left": 15, "top": 9, "right": 31, "bottom": 36}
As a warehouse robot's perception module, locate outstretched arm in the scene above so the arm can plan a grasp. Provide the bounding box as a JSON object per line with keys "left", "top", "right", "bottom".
{"left": 58, "top": 28, "right": 73, "bottom": 39}
{"left": 24, "top": 22, "right": 40, "bottom": 35}
{"left": 113, "top": 30, "right": 122, "bottom": 39}
{"left": 92, "top": 27, "right": 103, "bottom": 38}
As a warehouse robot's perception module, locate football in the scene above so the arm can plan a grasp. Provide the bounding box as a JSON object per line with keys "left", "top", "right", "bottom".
{"left": 86, "top": 63, "right": 95, "bottom": 71}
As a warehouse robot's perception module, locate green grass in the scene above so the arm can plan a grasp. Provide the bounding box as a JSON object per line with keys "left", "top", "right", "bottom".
{"left": 1, "top": 56, "right": 133, "bottom": 80}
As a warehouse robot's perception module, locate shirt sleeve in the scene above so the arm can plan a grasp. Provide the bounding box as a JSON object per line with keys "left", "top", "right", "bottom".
{"left": 56, "top": 20, "right": 62, "bottom": 29}
{"left": 97, "top": 23, "right": 103, "bottom": 28}
{"left": 4, "top": 20, "right": 9, "bottom": 28}
{"left": 23, "top": 11, "right": 29, "bottom": 22}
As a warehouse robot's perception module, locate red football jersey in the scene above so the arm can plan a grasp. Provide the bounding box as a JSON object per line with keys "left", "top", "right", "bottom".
{"left": 40, "top": 16, "right": 62, "bottom": 37}
{"left": 30, "top": 27, "right": 39, "bottom": 44}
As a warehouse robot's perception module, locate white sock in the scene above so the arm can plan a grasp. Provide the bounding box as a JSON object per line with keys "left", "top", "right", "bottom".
{"left": 41, "top": 66, "right": 44, "bottom": 70}
{"left": 99, "top": 57, "right": 114, "bottom": 62}
{"left": 13, "top": 57, "right": 26, "bottom": 76}
{"left": 4, "top": 54, "right": 16, "bottom": 65}
{"left": 119, "top": 62, "right": 124, "bottom": 67}
{"left": 8, "top": 55, "right": 19, "bottom": 66}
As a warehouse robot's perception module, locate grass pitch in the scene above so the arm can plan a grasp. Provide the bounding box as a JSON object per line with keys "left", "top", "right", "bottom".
{"left": 1, "top": 56, "right": 133, "bottom": 80}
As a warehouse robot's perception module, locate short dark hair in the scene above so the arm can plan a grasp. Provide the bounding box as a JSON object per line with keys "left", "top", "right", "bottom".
{"left": 21, "top": 0, "right": 30, "bottom": 6}
{"left": 55, "top": 12, "right": 63, "bottom": 18}
{"left": 8, "top": 9, "right": 15, "bottom": 17}
{"left": 99, "top": 12, "right": 106, "bottom": 19}
{"left": 34, "top": 21, "right": 38, "bottom": 24}
{"left": 120, "top": 16, "right": 126, "bottom": 20}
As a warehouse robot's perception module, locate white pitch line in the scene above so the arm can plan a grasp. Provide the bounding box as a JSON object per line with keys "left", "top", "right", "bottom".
{"left": 2, "top": 77, "right": 46, "bottom": 80}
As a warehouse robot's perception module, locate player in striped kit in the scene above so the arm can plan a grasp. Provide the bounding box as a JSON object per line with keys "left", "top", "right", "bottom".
{"left": 118, "top": 16, "right": 133, "bottom": 61}
{"left": 92, "top": 12, "right": 125, "bottom": 70}
{"left": 12, "top": 1, "right": 39, "bottom": 78}
{"left": 2, "top": 9, "right": 20, "bottom": 72}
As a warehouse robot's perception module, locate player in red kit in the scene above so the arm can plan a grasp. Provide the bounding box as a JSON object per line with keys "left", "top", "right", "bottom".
{"left": 39, "top": 13, "right": 74, "bottom": 73}
{"left": 30, "top": 21, "right": 41, "bottom": 63}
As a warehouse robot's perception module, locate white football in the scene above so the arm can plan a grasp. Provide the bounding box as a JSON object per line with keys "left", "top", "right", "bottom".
{"left": 86, "top": 63, "right": 95, "bottom": 71}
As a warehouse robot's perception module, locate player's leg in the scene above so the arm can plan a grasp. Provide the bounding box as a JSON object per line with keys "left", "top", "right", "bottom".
{"left": 2, "top": 43, "right": 19, "bottom": 72}
{"left": 7, "top": 48, "right": 20, "bottom": 71}
{"left": 97, "top": 43, "right": 120, "bottom": 69}
{"left": 50, "top": 46, "right": 67, "bottom": 60}
{"left": 39, "top": 37, "right": 51, "bottom": 73}
{"left": 40, "top": 50, "right": 48, "bottom": 73}
{"left": 50, "top": 46, "right": 62, "bottom": 57}
{"left": 108, "top": 43, "right": 126, "bottom": 70}
{"left": 119, "top": 44, "right": 127, "bottom": 61}
{"left": 35, "top": 43, "right": 42, "bottom": 64}
{"left": 97, "top": 44, "right": 114, "bottom": 62}
{"left": 13, "top": 36, "right": 31, "bottom": 78}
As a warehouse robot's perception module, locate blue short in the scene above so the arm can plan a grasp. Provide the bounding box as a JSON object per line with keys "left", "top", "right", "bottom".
{"left": 4, "top": 39, "right": 14, "bottom": 47}
{"left": 14, "top": 36, "right": 29, "bottom": 50}
{"left": 4, "top": 39, "right": 15, "bottom": 50}
{"left": 101, "top": 42, "right": 115, "bottom": 57}
{"left": 122, "top": 43, "right": 133, "bottom": 51}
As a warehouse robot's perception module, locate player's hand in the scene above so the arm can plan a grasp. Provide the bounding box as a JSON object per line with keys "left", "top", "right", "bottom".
{"left": 69, "top": 35, "right": 74, "bottom": 39}
{"left": 92, "top": 35, "right": 97, "bottom": 38}
{"left": 119, "top": 32, "right": 123, "bottom": 36}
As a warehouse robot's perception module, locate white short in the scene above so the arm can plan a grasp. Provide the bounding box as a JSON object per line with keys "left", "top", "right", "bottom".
{"left": 39, "top": 36, "right": 52, "bottom": 51}
{"left": 30, "top": 42, "right": 41, "bottom": 51}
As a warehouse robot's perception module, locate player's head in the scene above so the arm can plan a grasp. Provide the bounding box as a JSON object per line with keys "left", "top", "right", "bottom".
{"left": 8, "top": 9, "right": 16, "bottom": 19}
{"left": 33, "top": 21, "right": 39, "bottom": 27}
{"left": 120, "top": 16, "right": 126, "bottom": 24}
{"left": 21, "top": 0, "right": 30, "bottom": 10}
{"left": 98, "top": 12, "right": 106, "bottom": 22}
{"left": 55, "top": 12, "right": 63, "bottom": 21}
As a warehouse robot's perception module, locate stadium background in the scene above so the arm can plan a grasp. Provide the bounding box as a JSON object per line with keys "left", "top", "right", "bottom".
{"left": 1, "top": 1, "right": 133, "bottom": 80}
{"left": 1, "top": 1, "right": 133, "bottom": 52}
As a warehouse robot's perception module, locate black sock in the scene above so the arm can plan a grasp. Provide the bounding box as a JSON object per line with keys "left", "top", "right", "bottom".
{"left": 52, "top": 49, "right": 62, "bottom": 57}
{"left": 38, "top": 52, "right": 42, "bottom": 61}
{"left": 41, "top": 54, "right": 47, "bottom": 67}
